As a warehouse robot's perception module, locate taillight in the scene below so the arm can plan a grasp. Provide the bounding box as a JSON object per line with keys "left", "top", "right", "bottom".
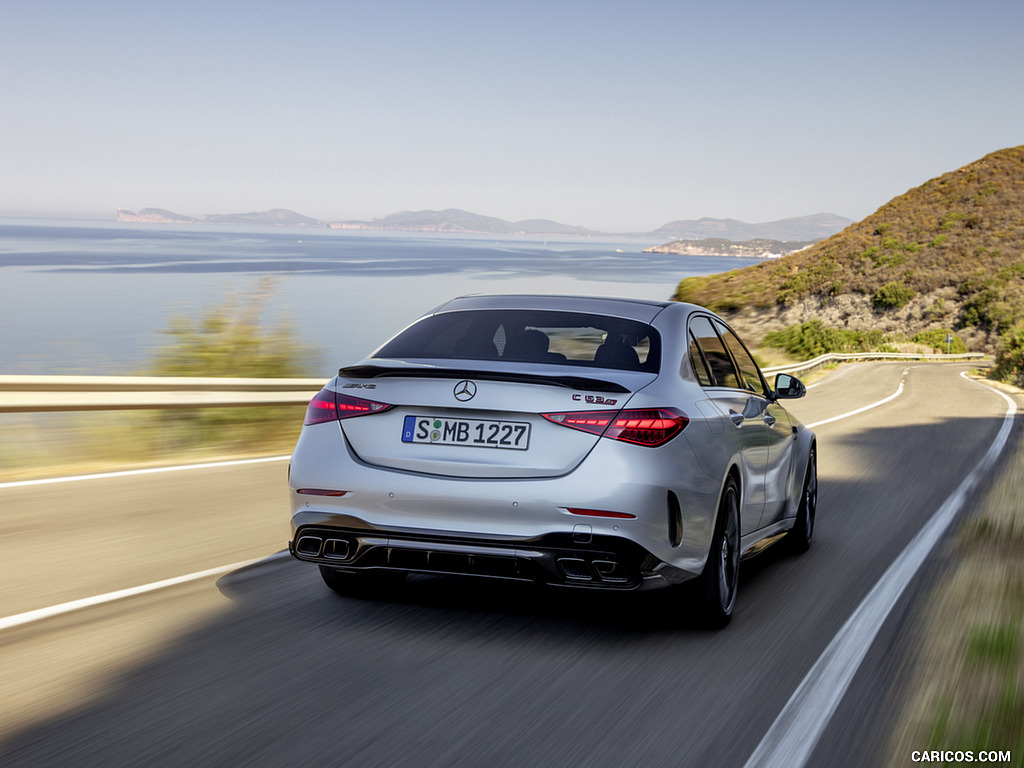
{"left": 567, "top": 507, "right": 637, "bottom": 519}
{"left": 543, "top": 408, "right": 688, "bottom": 447}
{"left": 542, "top": 410, "right": 615, "bottom": 436}
{"left": 304, "top": 389, "right": 392, "bottom": 425}
{"left": 607, "top": 409, "right": 689, "bottom": 446}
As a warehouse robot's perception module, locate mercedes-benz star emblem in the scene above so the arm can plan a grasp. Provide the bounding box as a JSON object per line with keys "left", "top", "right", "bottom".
{"left": 453, "top": 380, "right": 477, "bottom": 402}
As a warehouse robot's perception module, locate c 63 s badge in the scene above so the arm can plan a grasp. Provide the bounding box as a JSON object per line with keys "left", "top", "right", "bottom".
{"left": 573, "top": 394, "right": 618, "bottom": 405}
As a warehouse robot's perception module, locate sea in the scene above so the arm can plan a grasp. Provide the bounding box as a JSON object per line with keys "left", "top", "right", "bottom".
{"left": 0, "top": 218, "right": 763, "bottom": 376}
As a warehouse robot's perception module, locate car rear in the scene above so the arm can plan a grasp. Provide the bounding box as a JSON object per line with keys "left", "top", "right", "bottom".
{"left": 288, "top": 297, "right": 715, "bottom": 589}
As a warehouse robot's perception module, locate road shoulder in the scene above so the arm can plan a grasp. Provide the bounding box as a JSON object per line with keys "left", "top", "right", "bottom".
{"left": 884, "top": 381, "right": 1024, "bottom": 764}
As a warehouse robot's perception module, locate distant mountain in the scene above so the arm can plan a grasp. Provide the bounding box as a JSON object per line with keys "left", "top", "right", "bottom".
{"left": 117, "top": 208, "right": 198, "bottom": 224}
{"left": 334, "top": 208, "right": 596, "bottom": 236}
{"left": 116, "top": 208, "right": 326, "bottom": 227}
{"left": 115, "top": 206, "right": 849, "bottom": 241}
{"left": 201, "top": 209, "right": 325, "bottom": 227}
{"left": 653, "top": 213, "right": 852, "bottom": 241}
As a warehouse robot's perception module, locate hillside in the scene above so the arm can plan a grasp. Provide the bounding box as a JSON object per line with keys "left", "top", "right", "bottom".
{"left": 645, "top": 238, "right": 813, "bottom": 258}
{"left": 653, "top": 213, "right": 850, "bottom": 241}
{"left": 673, "top": 146, "right": 1024, "bottom": 350}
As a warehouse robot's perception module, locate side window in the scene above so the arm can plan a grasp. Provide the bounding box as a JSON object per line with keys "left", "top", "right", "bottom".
{"left": 715, "top": 321, "right": 765, "bottom": 395}
{"left": 688, "top": 331, "right": 714, "bottom": 386}
{"left": 689, "top": 316, "right": 739, "bottom": 388}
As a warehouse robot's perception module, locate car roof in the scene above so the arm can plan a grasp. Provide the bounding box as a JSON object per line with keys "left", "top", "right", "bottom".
{"left": 429, "top": 294, "right": 678, "bottom": 323}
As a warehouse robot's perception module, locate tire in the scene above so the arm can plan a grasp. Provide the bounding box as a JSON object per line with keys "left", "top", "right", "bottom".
{"left": 788, "top": 446, "right": 817, "bottom": 554}
{"left": 319, "top": 566, "right": 405, "bottom": 598}
{"left": 696, "top": 475, "right": 740, "bottom": 627}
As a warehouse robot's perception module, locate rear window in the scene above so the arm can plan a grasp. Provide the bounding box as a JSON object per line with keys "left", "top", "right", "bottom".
{"left": 373, "top": 309, "right": 660, "bottom": 372}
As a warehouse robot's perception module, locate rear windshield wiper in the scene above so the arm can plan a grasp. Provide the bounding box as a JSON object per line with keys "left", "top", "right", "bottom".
{"left": 339, "top": 365, "right": 631, "bottom": 394}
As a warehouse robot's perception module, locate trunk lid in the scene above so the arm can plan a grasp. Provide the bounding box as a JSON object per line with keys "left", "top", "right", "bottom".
{"left": 332, "top": 363, "right": 654, "bottom": 478}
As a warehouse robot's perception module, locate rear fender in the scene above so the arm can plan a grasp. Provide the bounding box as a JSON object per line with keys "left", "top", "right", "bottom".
{"left": 695, "top": 464, "right": 742, "bottom": 575}
{"left": 784, "top": 429, "right": 816, "bottom": 519}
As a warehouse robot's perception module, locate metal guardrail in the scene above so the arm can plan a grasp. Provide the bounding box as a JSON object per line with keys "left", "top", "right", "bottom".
{"left": 0, "top": 354, "right": 989, "bottom": 413}
{"left": 762, "top": 352, "right": 988, "bottom": 378}
{"left": 0, "top": 375, "right": 324, "bottom": 413}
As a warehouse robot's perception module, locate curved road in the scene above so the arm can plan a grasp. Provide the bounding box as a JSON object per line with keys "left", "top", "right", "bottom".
{"left": 0, "top": 362, "right": 1016, "bottom": 767}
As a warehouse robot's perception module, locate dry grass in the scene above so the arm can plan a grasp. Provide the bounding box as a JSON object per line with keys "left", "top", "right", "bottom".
{"left": 0, "top": 407, "right": 304, "bottom": 482}
{"left": 886, "top": 386, "right": 1024, "bottom": 764}
{"left": 674, "top": 146, "right": 1024, "bottom": 349}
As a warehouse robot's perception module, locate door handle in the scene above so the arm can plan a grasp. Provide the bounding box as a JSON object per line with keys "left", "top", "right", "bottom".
{"left": 763, "top": 414, "right": 777, "bottom": 428}
{"left": 729, "top": 412, "right": 744, "bottom": 427}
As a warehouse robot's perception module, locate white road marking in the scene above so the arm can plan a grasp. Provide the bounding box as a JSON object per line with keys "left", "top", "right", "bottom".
{"left": 805, "top": 367, "right": 909, "bottom": 428}
{"left": 743, "top": 373, "right": 1017, "bottom": 768}
{"left": 0, "top": 552, "right": 291, "bottom": 632}
{"left": 0, "top": 455, "right": 291, "bottom": 490}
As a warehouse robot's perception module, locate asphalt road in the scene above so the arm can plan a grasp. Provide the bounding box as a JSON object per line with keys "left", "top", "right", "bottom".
{"left": 0, "top": 362, "right": 1016, "bottom": 768}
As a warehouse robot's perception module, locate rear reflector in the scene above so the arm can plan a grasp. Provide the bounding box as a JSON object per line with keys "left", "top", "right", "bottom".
{"left": 296, "top": 489, "right": 349, "bottom": 497}
{"left": 567, "top": 507, "right": 637, "bottom": 519}
{"left": 543, "top": 407, "right": 688, "bottom": 447}
{"left": 304, "top": 389, "right": 392, "bottom": 425}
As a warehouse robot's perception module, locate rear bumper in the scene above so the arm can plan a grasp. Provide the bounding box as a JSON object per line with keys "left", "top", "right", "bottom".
{"left": 288, "top": 421, "right": 722, "bottom": 582}
{"left": 290, "top": 518, "right": 691, "bottom": 590}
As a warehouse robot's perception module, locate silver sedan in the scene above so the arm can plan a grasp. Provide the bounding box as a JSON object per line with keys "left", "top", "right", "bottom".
{"left": 288, "top": 294, "right": 817, "bottom": 625}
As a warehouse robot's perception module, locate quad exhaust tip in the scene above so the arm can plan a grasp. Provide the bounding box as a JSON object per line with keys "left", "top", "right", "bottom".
{"left": 295, "top": 535, "right": 323, "bottom": 557}
{"left": 557, "top": 557, "right": 629, "bottom": 583}
{"left": 323, "top": 539, "right": 351, "bottom": 560}
{"left": 295, "top": 536, "right": 352, "bottom": 561}
{"left": 294, "top": 530, "right": 636, "bottom": 588}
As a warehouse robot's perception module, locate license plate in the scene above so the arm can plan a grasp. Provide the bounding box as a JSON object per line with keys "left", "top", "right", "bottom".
{"left": 402, "top": 415, "right": 530, "bottom": 450}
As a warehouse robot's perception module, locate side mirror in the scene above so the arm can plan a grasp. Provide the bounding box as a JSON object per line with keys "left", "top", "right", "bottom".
{"left": 773, "top": 373, "right": 806, "bottom": 400}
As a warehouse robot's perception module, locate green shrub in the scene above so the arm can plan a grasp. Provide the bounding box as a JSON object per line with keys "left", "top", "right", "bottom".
{"left": 146, "top": 278, "right": 321, "bottom": 452}
{"left": 992, "top": 323, "right": 1024, "bottom": 387}
{"left": 150, "top": 277, "right": 318, "bottom": 378}
{"left": 911, "top": 329, "right": 968, "bottom": 353}
{"left": 940, "top": 212, "right": 966, "bottom": 230}
{"left": 762, "top": 320, "right": 888, "bottom": 358}
{"left": 874, "top": 252, "right": 907, "bottom": 268}
{"left": 925, "top": 298, "right": 947, "bottom": 321}
{"left": 872, "top": 281, "right": 916, "bottom": 310}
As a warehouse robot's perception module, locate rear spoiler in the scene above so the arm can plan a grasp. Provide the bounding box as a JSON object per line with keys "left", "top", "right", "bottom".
{"left": 338, "top": 365, "right": 630, "bottom": 394}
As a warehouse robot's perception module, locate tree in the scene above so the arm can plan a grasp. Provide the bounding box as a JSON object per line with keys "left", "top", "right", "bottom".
{"left": 147, "top": 277, "right": 321, "bottom": 452}
{"left": 150, "top": 276, "right": 317, "bottom": 378}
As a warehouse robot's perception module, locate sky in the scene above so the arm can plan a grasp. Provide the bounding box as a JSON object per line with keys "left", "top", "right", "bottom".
{"left": 2, "top": 0, "right": 1022, "bottom": 232}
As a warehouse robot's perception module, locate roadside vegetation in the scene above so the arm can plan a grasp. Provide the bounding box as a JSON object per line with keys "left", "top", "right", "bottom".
{"left": 758, "top": 320, "right": 967, "bottom": 359}
{"left": 673, "top": 146, "right": 1024, "bottom": 383}
{"left": 0, "top": 279, "right": 321, "bottom": 481}
{"left": 887, "top": 395, "right": 1024, "bottom": 763}
{"left": 146, "top": 277, "right": 320, "bottom": 454}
